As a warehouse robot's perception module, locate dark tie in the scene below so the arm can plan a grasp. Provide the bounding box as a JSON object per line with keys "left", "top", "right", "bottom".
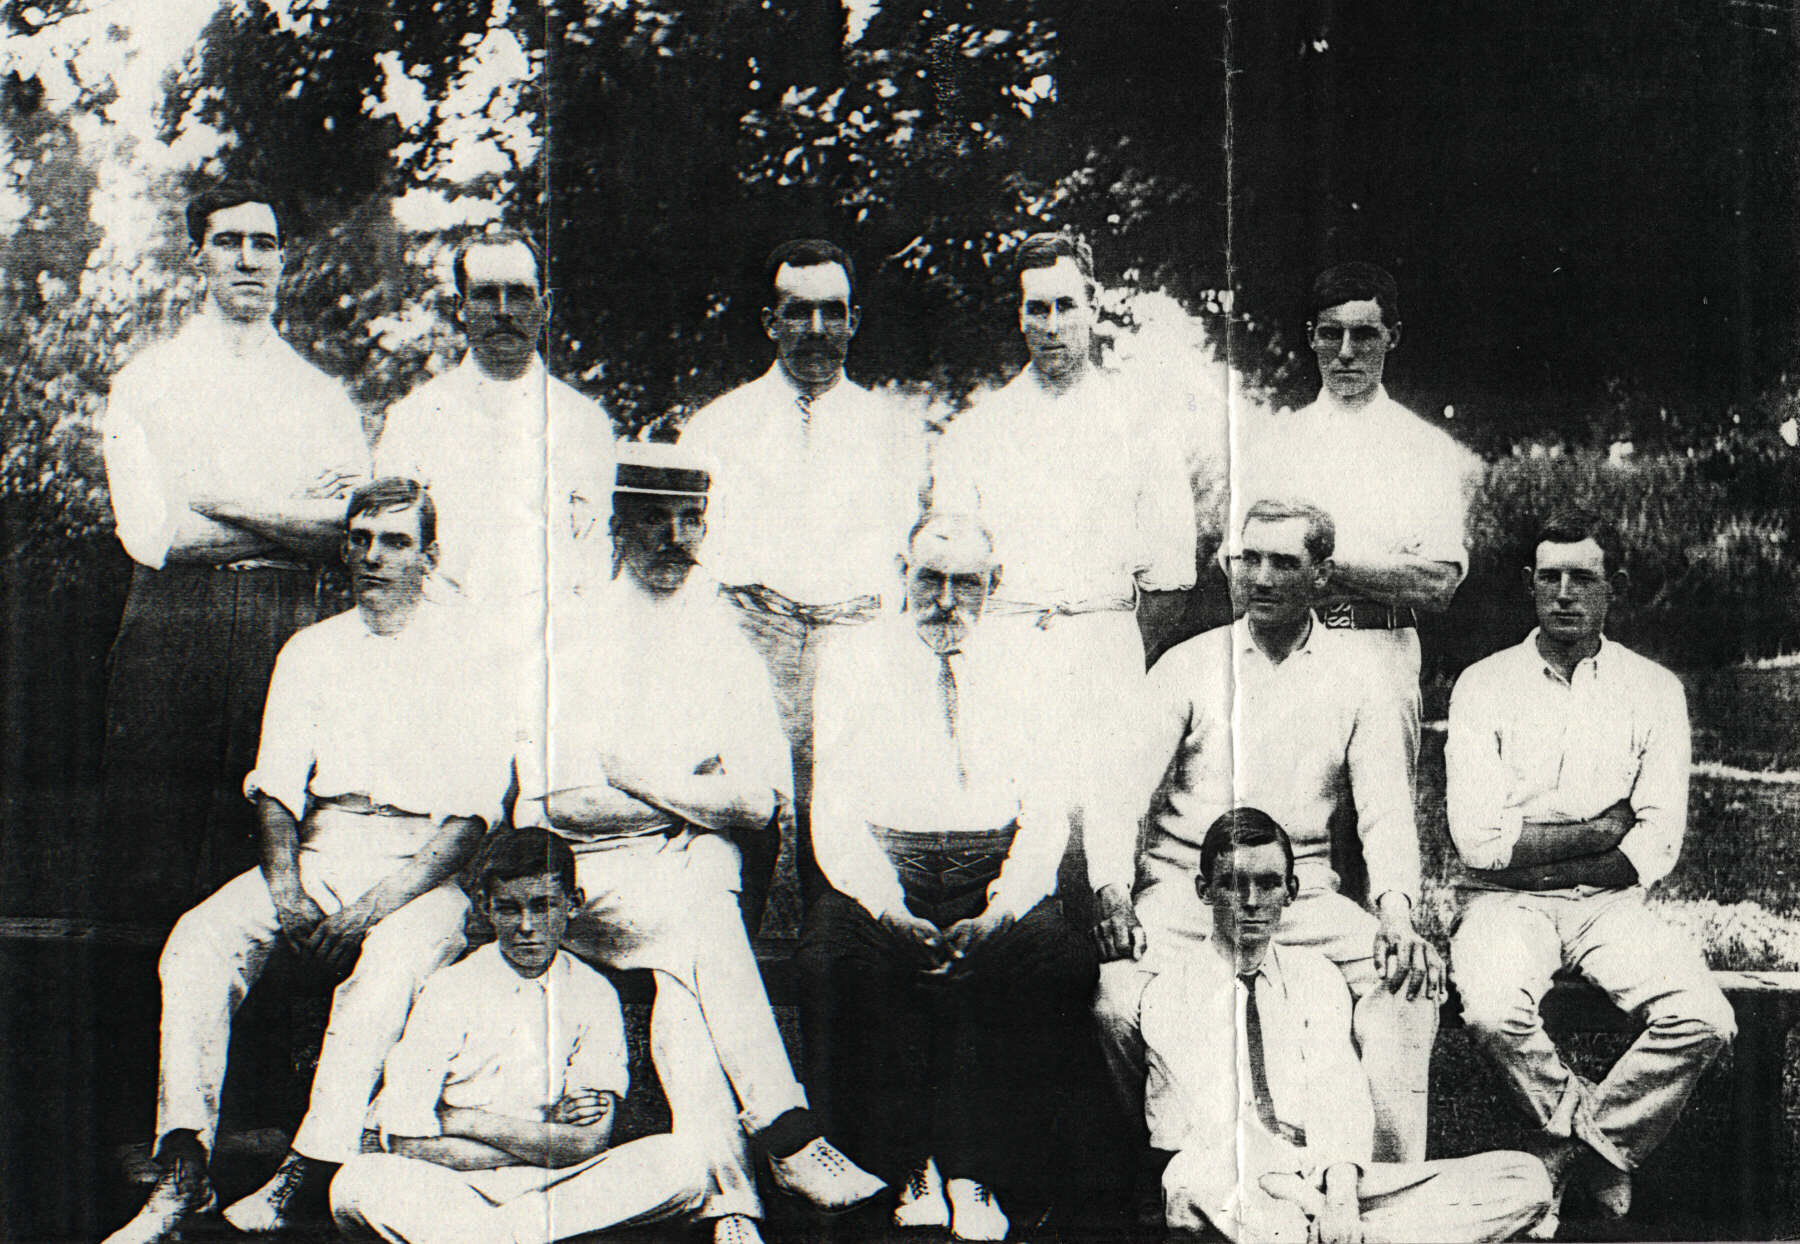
{"left": 1240, "top": 972, "right": 1283, "bottom": 1137}
{"left": 937, "top": 652, "right": 967, "bottom": 786}
{"left": 795, "top": 389, "right": 813, "bottom": 437}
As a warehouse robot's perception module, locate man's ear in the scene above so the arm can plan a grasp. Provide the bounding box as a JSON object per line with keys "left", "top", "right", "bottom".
{"left": 1386, "top": 320, "right": 1402, "bottom": 351}
{"left": 761, "top": 306, "right": 778, "bottom": 340}
{"left": 568, "top": 885, "right": 585, "bottom": 913}
{"left": 1285, "top": 874, "right": 1300, "bottom": 900}
{"left": 1520, "top": 566, "right": 1535, "bottom": 599}
{"left": 1311, "top": 556, "right": 1333, "bottom": 594}
{"left": 422, "top": 540, "right": 439, "bottom": 571}
{"left": 847, "top": 304, "right": 862, "bottom": 336}
{"left": 989, "top": 563, "right": 1004, "bottom": 595}
{"left": 1609, "top": 568, "right": 1630, "bottom": 600}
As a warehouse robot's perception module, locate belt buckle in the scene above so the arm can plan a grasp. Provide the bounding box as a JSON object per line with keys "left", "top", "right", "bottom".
{"left": 1322, "top": 601, "right": 1355, "bottom": 629}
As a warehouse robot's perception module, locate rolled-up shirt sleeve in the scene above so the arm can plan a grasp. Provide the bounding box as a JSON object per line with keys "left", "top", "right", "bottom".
{"left": 987, "top": 777, "right": 1071, "bottom": 920}
{"left": 101, "top": 372, "right": 177, "bottom": 569}
{"left": 373, "top": 977, "right": 463, "bottom": 1142}
{"left": 1444, "top": 666, "right": 1526, "bottom": 870}
{"left": 1617, "top": 675, "right": 1690, "bottom": 888}
{"left": 241, "top": 637, "right": 317, "bottom": 822}
{"left": 1346, "top": 670, "right": 1421, "bottom": 905}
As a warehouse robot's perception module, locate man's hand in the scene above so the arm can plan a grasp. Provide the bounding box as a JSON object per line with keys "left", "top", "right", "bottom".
{"left": 1091, "top": 883, "right": 1147, "bottom": 962}
{"left": 305, "top": 467, "right": 362, "bottom": 500}
{"left": 942, "top": 905, "right": 1016, "bottom": 973}
{"left": 304, "top": 893, "right": 384, "bottom": 973}
{"left": 271, "top": 889, "right": 326, "bottom": 955}
{"left": 1312, "top": 1165, "right": 1364, "bottom": 1244}
{"left": 1372, "top": 896, "right": 1444, "bottom": 1001}
{"left": 548, "top": 1090, "right": 613, "bottom": 1128}
{"left": 878, "top": 908, "right": 951, "bottom": 972}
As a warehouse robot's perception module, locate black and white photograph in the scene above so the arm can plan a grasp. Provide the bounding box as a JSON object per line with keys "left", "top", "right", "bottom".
{"left": 2, "top": 2, "right": 1797, "bottom": 1242}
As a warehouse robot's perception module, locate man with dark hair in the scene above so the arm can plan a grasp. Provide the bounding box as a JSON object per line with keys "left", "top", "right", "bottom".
{"left": 935, "top": 229, "right": 1197, "bottom": 1000}
{"left": 513, "top": 441, "right": 885, "bottom": 1244}
{"left": 1446, "top": 508, "right": 1735, "bottom": 1234}
{"left": 330, "top": 827, "right": 717, "bottom": 1244}
{"left": 1236, "top": 260, "right": 1476, "bottom": 788}
{"left": 679, "top": 237, "right": 928, "bottom": 914}
{"left": 104, "top": 481, "right": 511, "bottom": 1244}
{"left": 100, "top": 176, "right": 370, "bottom": 920}
{"left": 1147, "top": 808, "right": 1551, "bottom": 1243}
{"left": 376, "top": 226, "right": 616, "bottom": 608}
{"left": 798, "top": 510, "right": 1098, "bottom": 1241}
{"left": 1096, "top": 499, "right": 1439, "bottom": 1200}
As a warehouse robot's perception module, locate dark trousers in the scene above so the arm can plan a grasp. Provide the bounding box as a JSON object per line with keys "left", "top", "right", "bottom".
{"left": 796, "top": 889, "right": 1099, "bottom": 1199}
{"left": 98, "top": 563, "right": 339, "bottom": 923}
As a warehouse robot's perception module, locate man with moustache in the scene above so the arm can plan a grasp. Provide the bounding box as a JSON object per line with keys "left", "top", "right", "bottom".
{"left": 1147, "top": 808, "right": 1550, "bottom": 1243}
{"left": 797, "top": 511, "right": 1098, "bottom": 1242}
{"left": 104, "top": 480, "right": 509, "bottom": 1244}
{"left": 513, "top": 442, "right": 886, "bottom": 1244}
{"left": 679, "top": 238, "right": 929, "bottom": 914}
{"left": 932, "top": 231, "right": 1196, "bottom": 1007}
{"left": 1095, "top": 500, "right": 1440, "bottom": 1194}
{"left": 1446, "top": 509, "right": 1735, "bottom": 1234}
{"left": 100, "top": 178, "right": 369, "bottom": 919}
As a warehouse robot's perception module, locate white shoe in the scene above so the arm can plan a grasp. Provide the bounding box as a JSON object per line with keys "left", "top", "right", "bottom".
{"left": 894, "top": 1156, "right": 949, "bottom": 1229}
{"left": 102, "top": 1152, "right": 215, "bottom": 1244}
{"left": 946, "top": 1177, "right": 1009, "bottom": 1242}
{"left": 222, "top": 1151, "right": 319, "bottom": 1233}
{"left": 769, "top": 1137, "right": 886, "bottom": 1213}
{"left": 712, "top": 1213, "right": 765, "bottom": 1244}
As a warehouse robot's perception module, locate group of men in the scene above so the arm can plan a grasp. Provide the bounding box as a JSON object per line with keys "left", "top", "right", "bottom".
{"left": 96, "top": 177, "right": 1736, "bottom": 1244}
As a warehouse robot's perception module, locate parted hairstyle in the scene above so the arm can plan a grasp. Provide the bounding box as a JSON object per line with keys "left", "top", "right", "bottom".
{"left": 1533, "top": 507, "right": 1625, "bottom": 577}
{"left": 1243, "top": 499, "right": 1336, "bottom": 564}
{"left": 1309, "top": 261, "right": 1401, "bottom": 327}
{"left": 1198, "top": 807, "right": 1298, "bottom": 887}
{"left": 346, "top": 477, "right": 438, "bottom": 549}
{"left": 453, "top": 227, "right": 546, "bottom": 299}
{"left": 473, "top": 827, "right": 579, "bottom": 900}
{"left": 185, "top": 179, "right": 286, "bottom": 249}
{"left": 765, "top": 239, "right": 856, "bottom": 302}
{"left": 1011, "top": 230, "right": 1095, "bottom": 293}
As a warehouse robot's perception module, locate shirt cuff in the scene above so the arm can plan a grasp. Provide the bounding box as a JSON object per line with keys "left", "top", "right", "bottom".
{"left": 1615, "top": 826, "right": 1666, "bottom": 889}
{"left": 243, "top": 773, "right": 306, "bottom": 824}
{"left": 377, "top": 1098, "right": 442, "bottom": 1144}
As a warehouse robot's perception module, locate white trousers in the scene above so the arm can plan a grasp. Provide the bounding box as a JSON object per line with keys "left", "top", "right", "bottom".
{"left": 154, "top": 844, "right": 468, "bottom": 1162}
{"left": 1165, "top": 1147, "right": 1551, "bottom": 1244}
{"left": 331, "top": 1136, "right": 709, "bottom": 1244}
{"left": 1451, "top": 887, "right": 1735, "bottom": 1169}
{"left": 1096, "top": 838, "right": 1438, "bottom": 1162}
{"left": 561, "top": 831, "right": 808, "bottom": 1221}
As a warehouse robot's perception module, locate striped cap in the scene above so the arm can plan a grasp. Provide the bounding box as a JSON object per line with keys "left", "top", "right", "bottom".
{"left": 614, "top": 439, "right": 711, "bottom": 497}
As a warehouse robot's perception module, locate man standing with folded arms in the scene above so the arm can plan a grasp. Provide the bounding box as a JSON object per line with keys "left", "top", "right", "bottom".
{"left": 1446, "top": 508, "right": 1735, "bottom": 1233}
{"left": 104, "top": 479, "right": 510, "bottom": 1244}
{"left": 100, "top": 178, "right": 369, "bottom": 920}
{"left": 678, "top": 239, "right": 928, "bottom": 912}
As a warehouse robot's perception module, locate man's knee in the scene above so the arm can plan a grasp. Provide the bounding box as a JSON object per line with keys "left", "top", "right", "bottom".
{"left": 329, "top": 1153, "right": 404, "bottom": 1227}
{"left": 1355, "top": 980, "right": 1441, "bottom": 1044}
{"left": 1094, "top": 959, "right": 1149, "bottom": 1045}
{"left": 1647, "top": 983, "right": 1737, "bottom": 1053}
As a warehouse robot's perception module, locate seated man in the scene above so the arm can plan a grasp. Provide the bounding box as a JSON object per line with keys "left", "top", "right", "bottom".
{"left": 105, "top": 479, "right": 510, "bottom": 1244}
{"left": 1150, "top": 808, "right": 1552, "bottom": 1243}
{"left": 1446, "top": 508, "right": 1736, "bottom": 1231}
{"left": 332, "top": 828, "right": 713, "bottom": 1244}
{"left": 1097, "top": 499, "right": 1441, "bottom": 1178}
{"left": 514, "top": 441, "right": 884, "bottom": 1244}
{"left": 797, "top": 510, "right": 1099, "bottom": 1242}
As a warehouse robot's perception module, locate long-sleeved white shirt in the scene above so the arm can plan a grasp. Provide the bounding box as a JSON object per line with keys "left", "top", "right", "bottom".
{"left": 933, "top": 366, "right": 1197, "bottom": 603}
{"left": 1143, "top": 941, "right": 1375, "bottom": 1193}
{"left": 375, "top": 355, "right": 616, "bottom": 603}
{"left": 677, "top": 365, "right": 929, "bottom": 605}
{"left": 243, "top": 601, "right": 515, "bottom": 831}
{"left": 1445, "top": 631, "right": 1690, "bottom": 888}
{"left": 1098, "top": 617, "right": 1417, "bottom": 903}
{"left": 374, "top": 944, "right": 629, "bottom": 1142}
{"left": 811, "top": 613, "right": 1071, "bottom": 921}
{"left": 101, "top": 311, "right": 369, "bottom": 569}
{"left": 513, "top": 577, "right": 792, "bottom": 847}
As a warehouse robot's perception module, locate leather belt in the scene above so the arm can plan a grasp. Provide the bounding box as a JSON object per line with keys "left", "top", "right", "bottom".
{"left": 1320, "top": 600, "right": 1417, "bottom": 630}
{"left": 723, "top": 583, "right": 880, "bottom": 627}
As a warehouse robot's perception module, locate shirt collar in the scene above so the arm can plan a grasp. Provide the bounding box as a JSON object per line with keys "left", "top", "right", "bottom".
{"left": 471, "top": 941, "right": 564, "bottom": 994}
{"left": 191, "top": 307, "right": 279, "bottom": 356}
{"left": 457, "top": 352, "right": 548, "bottom": 410}
{"left": 1231, "top": 613, "right": 1322, "bottom": 662}
{"left": 1523, "top": 627, "right": 1611, "bottom": 683}
{"left": 764, "top": 362, "right": 847, "bottom": 407}
{"left": 1311, "top": 383, "right": 1392, "bottom": 417}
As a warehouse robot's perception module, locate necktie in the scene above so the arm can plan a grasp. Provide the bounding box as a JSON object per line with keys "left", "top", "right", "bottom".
{"left": 795, "top": 389, "right": 813, "bottom": 437}
{"left": 1241, "top": 972, "right": 1283, "bottom": 1137}
{"left": 937, "top": 651, "right": 967, "bottom": 786}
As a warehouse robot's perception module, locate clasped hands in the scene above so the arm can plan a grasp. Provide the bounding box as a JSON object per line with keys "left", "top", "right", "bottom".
{"left": 272, "top": 887, "right": 386, "bottom": 974}
{"left": 879, "top": 904, "right": 1014, "bottom": 979}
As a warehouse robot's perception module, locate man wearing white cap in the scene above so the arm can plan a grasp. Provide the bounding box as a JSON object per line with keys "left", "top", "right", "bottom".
{"left": 513, "top": 441, "right": 886, "bottom": 1244}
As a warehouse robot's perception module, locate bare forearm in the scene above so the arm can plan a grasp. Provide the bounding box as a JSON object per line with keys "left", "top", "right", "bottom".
{"left": 191, "top": 496, "right": 348, "bottom": 559}
{"left": 256, "top": 796, "right": 307, "bottom": 902}
{"left": 1326, "top": 554, "right": 1462, "bottom": 613}
{"left": 363, "top": 816, "right": 486, "bottom": 920}
{"left": 608, "top": 770, "right": 777, "bottom": 834}
{"left": 388, "top": 1134, "right": 520, "bottom": 1171}
{"left": 1507, "top": 812, "right": 1631, "bottom": 869}
{"left": 165, "top": 511, "right": 280, "bottom": 564}
{"left": 1473, "top": 847, "right": 1639, "bottom": 891}
{"left": 440, "top": 1108, "right": 610, "bottom": 1168}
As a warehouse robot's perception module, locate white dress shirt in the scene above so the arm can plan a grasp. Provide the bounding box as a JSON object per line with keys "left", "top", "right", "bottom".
{"left": 243, "top": 600, "right": 515, "bottom": 831}
{"left": 1445, "top": 631, "right": 1690, "bottom": 887}
{"left": 375, "top": 355, "right": 616, "bottom": 603}
{"left": 677, "top": 365, "right": 929, "bottom": 605}
{"left": 513, "top": 577, "right": 792, "bottom": 847}
{"left": 101, "top": 311, "right": 369, "bottom": 568}
{"left": 1233, "top": 386, "right": 1474, "bottom": 585}
{"left": 811, "top": 613, "right": 1072, "bottom": 921}
{"left": 933, "top": 365, "right": 1197, "bottom": 603}
{"left": 1102, "top": 617, "right": 1417, "bottom": 903}
{"left": 373, "top": 943, "right": 628, "bottom": 1141}
{"left": 1143, "top": 940, "right": 1375, "bottom": 1181}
